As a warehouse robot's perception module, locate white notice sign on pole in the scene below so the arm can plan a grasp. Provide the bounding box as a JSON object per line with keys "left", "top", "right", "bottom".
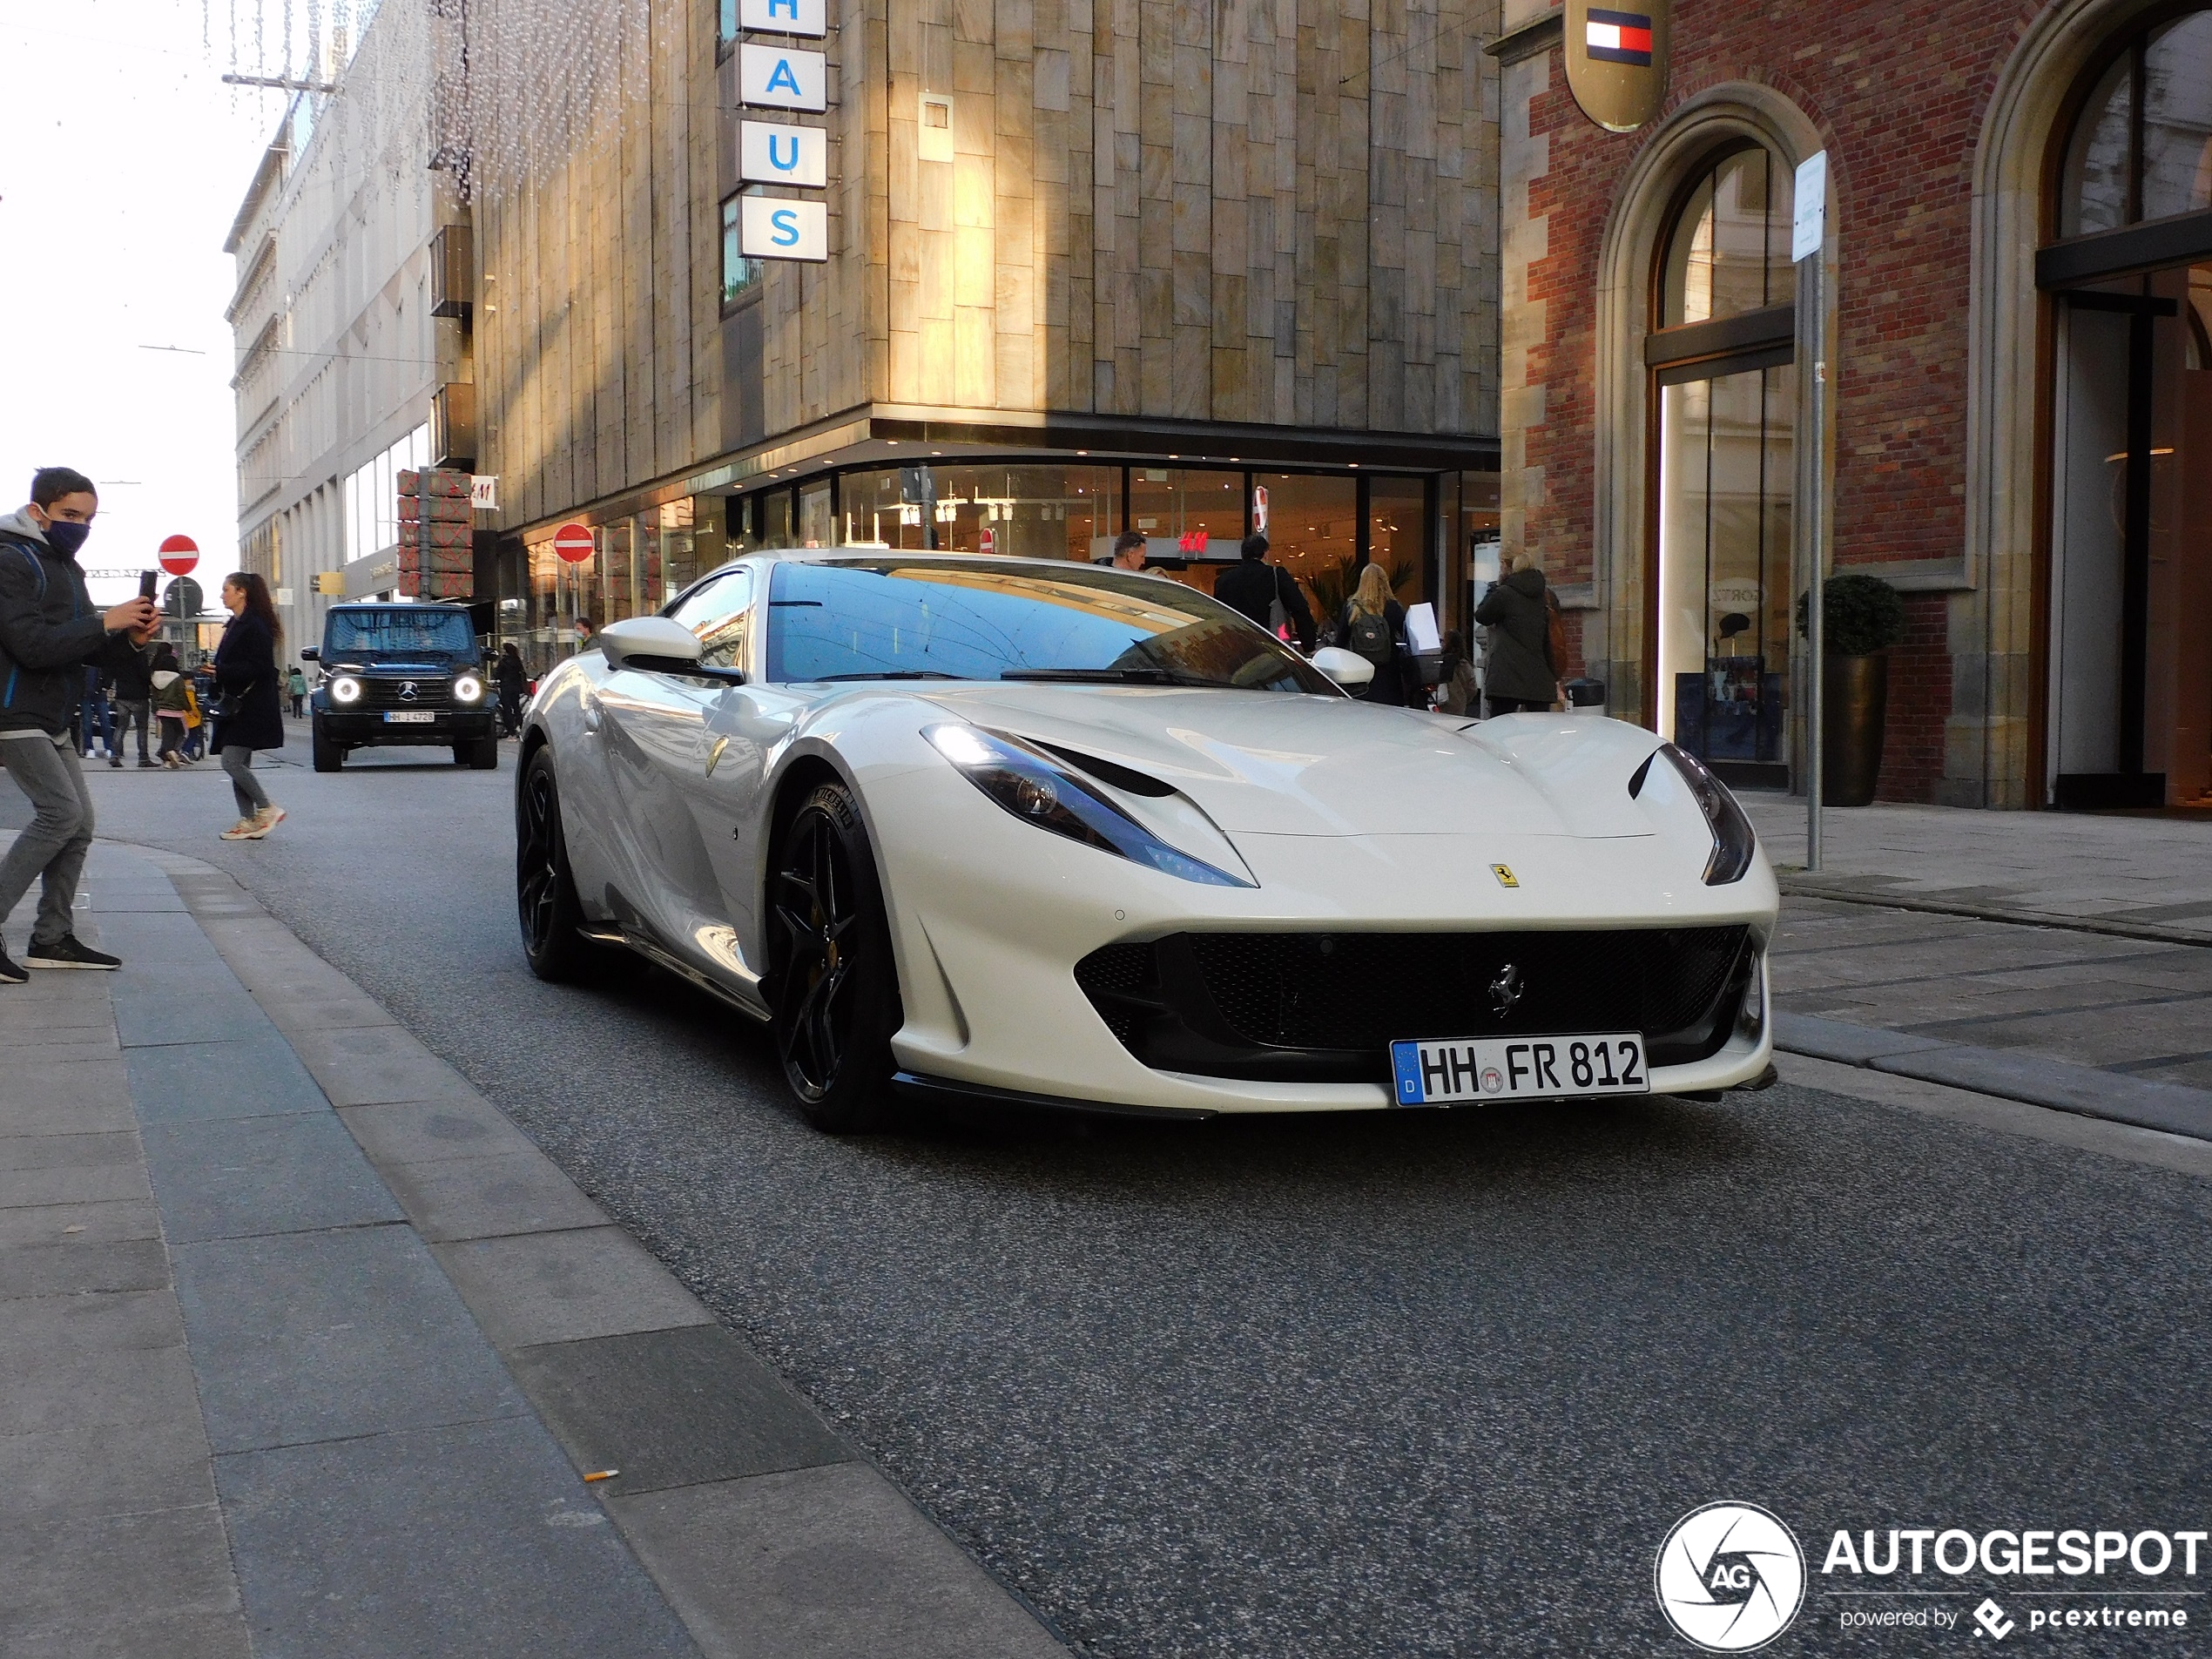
{"left": 1791, "top": 150, "right": 1827, "bottom": 263}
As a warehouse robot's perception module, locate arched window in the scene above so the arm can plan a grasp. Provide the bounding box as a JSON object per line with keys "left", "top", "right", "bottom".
{"left": 1648, "top": 145, "right": 1797, "bottom": 781}
{"left": 1661, "top": 146, "right": 1796, "bottom": 326}
{"left": 2059, "top": 9, "right": 2212, "bottom": 238}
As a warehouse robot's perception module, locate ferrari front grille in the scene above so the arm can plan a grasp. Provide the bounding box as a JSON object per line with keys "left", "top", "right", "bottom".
{"left": 1075, "top": 927, "right": 1753, "bottom": 1084}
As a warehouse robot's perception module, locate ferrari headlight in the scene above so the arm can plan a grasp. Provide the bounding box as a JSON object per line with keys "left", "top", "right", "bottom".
{"left": 1659, "top": 742, "right": 1757, "bottom": 885}
{"left": 453, "top": 674, "right": 484, "bottom": 703}
{"left": 330, "top": 675, "right": 363, "bottom": 705}
{"left": 925, "top": 724, "right": 1251, "bottom": 887}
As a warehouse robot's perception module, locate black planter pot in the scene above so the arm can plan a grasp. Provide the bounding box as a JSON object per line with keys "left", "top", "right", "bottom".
{"left": 1821, "top": 652, "right": 1889, "bottom": 807}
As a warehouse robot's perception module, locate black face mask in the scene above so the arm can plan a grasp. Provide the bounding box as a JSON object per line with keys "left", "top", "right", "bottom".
{"left": 41, "top": 519, "right": 90, "bottom": 557}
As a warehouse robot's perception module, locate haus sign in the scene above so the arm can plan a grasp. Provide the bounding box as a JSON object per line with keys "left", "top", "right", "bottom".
{"left": 736, "top": 0, "right": 831, "bottom": 262}
{"left": 1563, "top": 0, "right": 1670, "bottom": 134}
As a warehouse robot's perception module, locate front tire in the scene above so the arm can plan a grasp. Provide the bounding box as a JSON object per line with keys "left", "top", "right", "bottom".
{"left": 770, "top": 782, "right": 901, "bottom": 1133}
{"left": 312, "top": 718, "right": 343, "bottom": 772}
{"left": 516, "top": 748, "right": 596, "bottom": 982}
{"left": 468, "top": 736, "right": 499, "bottom": 770}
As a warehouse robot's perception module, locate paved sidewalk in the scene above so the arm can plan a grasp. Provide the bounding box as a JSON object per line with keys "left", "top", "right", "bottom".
{"left": 1746, "top": 795, "right": 2212, "bottom": 941}
{"left": 1743, "top": 796, "right": 2212, "bottom": 1138}
{"left": 0, "top": 844, "right": 1066, "bottom": 1658}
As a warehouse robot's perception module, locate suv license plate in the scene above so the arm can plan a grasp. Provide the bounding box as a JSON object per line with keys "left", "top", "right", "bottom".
{"left": 383, "top": 711, "right": 436, "bottom": 724}
{"left": 1389, "top": 1034, "right": 1649, "bottom": 1105}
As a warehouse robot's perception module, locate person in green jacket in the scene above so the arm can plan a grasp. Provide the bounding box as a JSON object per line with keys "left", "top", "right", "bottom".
{"left": 1473, "top": 552, "right": 1558, "bottom": 718}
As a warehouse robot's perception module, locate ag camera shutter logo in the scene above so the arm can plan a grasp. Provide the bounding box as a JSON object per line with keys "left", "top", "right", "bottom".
{"left": 1656, "top": 1501, "right": 1806, "bottom": 1651}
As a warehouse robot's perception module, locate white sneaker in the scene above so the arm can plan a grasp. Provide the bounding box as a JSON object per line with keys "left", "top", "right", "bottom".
{"left": 244, "top": 806, "right": 287, "bottom": 839}
{"left": 219, "top": 818, "right": 257, "bottom": 841}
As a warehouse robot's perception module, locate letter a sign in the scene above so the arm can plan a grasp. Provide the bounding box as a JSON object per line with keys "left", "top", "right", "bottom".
{"left": 1564, "top": 0, "right": 1669, "bottom": 132}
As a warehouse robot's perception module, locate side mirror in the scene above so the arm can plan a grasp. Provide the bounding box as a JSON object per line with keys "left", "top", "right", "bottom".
{"left": 1312, "top": 646, "right": 1375, "bottom": 690}
{"left": 598, "top": 614, "right": 705, "bottom": 671}
{"left": 299, "top": 647, "right": 320, "bottom": 662}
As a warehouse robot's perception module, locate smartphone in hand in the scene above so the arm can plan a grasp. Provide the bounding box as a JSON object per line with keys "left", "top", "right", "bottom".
{"left": 138, "top": 570, "right": 159, "bottom": 600}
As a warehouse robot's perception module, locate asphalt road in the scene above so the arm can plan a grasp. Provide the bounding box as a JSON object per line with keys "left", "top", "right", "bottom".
{"left": 47, "top": 739, "right": 2212, "bottom": 1656}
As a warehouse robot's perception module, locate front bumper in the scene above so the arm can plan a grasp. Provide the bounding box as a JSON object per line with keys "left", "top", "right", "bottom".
{"left": 860, "top": 764, "right": 1779, "bottom": 1116}
{"left": 318, "top": 708, "right": 495, "bottom": 745}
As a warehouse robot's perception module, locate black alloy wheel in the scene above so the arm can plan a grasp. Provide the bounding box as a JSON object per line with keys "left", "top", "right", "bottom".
{"left": 516, "top": 748, "right": 594, "bottom": 981}
{"left": 771, "top": 782, "right": 900, "bottom": 1132}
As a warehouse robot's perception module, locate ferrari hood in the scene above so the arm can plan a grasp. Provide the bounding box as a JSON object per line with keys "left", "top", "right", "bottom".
{"left": 909, "top": 685, "right": 1654, "bottom": 840}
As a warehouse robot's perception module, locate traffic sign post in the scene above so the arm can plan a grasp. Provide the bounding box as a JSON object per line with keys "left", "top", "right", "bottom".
{"left": 552, "top": 523, "right": 596, "bottom": 563}
{"left": 1794, "top": 151, "right": 1828, "bottom": 873}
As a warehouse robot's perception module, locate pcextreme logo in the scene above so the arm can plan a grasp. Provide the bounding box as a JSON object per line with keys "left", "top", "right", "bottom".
{"left": 1656, "top": 1501, "right": 1807, "bottom": 1652}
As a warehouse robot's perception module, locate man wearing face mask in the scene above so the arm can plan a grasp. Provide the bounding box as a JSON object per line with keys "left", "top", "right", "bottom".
{"left": 0, "top": 468, "right": 160, "bottom": 981}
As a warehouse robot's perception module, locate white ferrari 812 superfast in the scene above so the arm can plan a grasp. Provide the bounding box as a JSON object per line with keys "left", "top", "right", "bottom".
{"left": 516, "top": 551, "right": 1777, "bottom": 1130}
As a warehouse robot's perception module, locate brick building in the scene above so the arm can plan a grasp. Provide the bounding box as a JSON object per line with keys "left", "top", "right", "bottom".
{"left": 1492, "top": 0, "right": 2211, "bottom": 807}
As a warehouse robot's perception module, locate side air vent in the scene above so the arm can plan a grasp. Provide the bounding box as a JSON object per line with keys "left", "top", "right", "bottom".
{"left": 1032, "top": 740, "right": 1177, "bottom": 797}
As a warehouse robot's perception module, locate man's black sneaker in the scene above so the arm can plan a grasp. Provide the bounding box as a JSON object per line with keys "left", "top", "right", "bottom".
{"left": 24, "top": 934, "right": 122, "bottom": 970}
{"left": 0, "top": 939, "right": 25, "bottom": 986}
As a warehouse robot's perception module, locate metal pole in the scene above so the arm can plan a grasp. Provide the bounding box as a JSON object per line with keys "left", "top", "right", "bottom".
{"left": 1805, "top": 256, "right": 1825, "bottom": 873}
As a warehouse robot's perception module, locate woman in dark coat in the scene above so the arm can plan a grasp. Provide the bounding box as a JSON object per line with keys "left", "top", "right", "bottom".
{"left": 1473, "top": 551, "right": 1557, "bottom": 718}
{"left": 211, "top": 571, "right": 287, "bottom": 840}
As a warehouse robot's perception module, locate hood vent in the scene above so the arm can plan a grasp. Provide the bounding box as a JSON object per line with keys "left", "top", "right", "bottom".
{"left": 1030, "top": 739, "right": 1177, "bottom": 798}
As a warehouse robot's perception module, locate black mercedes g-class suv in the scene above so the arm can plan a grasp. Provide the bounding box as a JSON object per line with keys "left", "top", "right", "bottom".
{"left": 303, "top": 603, "right": 497, "bottom": 771}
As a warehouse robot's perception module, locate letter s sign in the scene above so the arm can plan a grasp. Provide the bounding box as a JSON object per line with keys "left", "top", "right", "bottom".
{"left": 738, "top": 196, "right": 829, "bottom": 261}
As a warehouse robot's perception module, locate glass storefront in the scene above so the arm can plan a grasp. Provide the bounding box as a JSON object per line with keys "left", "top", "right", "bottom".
{"left": 1657, "top": 363, "right": 1795, "bottom": 767}
{"left": 839, "top": 463, "right": 1122, "bottom": 560}
{"left": 1130, "top": 468, "right": 1244, "bottom": 559}
{"left": 1652, "top": 142, "right": 1798, "bottom": 778}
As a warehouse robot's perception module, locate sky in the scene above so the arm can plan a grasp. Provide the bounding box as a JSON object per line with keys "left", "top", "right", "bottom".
{"left": 0, "top": 0, "right": 290, "bottom": 606}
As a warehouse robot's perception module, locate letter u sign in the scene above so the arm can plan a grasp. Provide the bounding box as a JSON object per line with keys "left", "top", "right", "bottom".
{"left": 739, "top": 44, "right": 826, "bottom": 111}
{"left": 738, "top": 121, "right": 828, "bottom": 188}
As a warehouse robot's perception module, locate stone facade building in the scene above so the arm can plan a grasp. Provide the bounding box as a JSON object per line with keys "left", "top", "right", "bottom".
{"left": 1494, "top": 0, "right": 2212, "bottom": 807}
{"left": 463, "top": 0, "right": 1505, "bottom": 661}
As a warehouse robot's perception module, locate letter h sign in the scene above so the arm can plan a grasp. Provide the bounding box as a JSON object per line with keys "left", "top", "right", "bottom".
{"left": 739, "top": 0, "right": 826, "bottom": 36}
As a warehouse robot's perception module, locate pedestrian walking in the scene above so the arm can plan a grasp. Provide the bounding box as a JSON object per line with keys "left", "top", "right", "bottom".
{"left": 149, "top": 643, "right": 194, "bottom": 766}
{"left": 1435, "top": 630, "right": 1480, "bottom": 716}
{"left": 209, "top": 572, "right": 287, "bottom": 841}
{"left": 1473, "top": 551, "right": 1558, "bottom": 718}
{"left": 0, "top": 467, "right": 161, "bottom": 981}
{"left": 79, "top": 666, "right": 117, "bottom": 764}
{"left": 1106, "top": 529, "right": 1150, "bottom": 572}
{"left": 1213, "top": 533, "right": 1316, "bottom": 652}
{"left": 112, "top": 633, "right": 156, "bottom": 766}
{"left": 285, "top": 662, "right": 307, "bottom": 719}
{"left": 184, "top": 664, "right": 212, "bottom": 760}
{"left": 1336, "top": 562, "right": 1411, "bottom": 705}
{"left": 495, "top": 643, "right": 527, "bottom": 737}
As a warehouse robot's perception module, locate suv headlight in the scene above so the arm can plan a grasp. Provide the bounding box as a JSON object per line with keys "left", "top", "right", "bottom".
{"left": 1658, "top": 742, "right": 1757, "bottom": 885}
{"left": 453, "top": 674, "right": 484, "bottom": 703}
{"left": 925, "top": 724, "right": 1251, "bottom": 887}
{"left": 330, "top": 675, "right": 363, "bottom": 705}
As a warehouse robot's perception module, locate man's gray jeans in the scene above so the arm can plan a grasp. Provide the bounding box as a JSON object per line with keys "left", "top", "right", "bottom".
{"left": 115, "top": 697, "right": 152, "bottom": 763}
{"left": 0, "top": 734, "right": 94, "bottom": 949}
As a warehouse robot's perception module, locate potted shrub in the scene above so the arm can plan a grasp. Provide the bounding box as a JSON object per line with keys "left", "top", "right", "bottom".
{"left": 1796, "top": 572, "right": 1908, "bottom": 806}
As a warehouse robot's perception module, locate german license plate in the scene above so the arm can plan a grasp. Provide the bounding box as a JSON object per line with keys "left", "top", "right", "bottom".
{"left": 1389, "top": 1033, "right": 1649, "bottom": 1105}
{"left": 383, "top": 711, "right": 435, "bottom": 724}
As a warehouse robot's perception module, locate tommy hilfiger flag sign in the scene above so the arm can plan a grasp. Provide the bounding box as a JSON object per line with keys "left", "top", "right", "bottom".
{"left": 1584, "top": 8, "right": 1653, "bottom": 65}
{"left": 1565, "top": 0, "right": 1669, "bottom": 132}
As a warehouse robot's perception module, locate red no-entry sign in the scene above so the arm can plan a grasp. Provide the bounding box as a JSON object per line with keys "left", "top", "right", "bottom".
{"left": 552, "top": 523, "right": 595, "bottom": 563}
{"left": 158, "top": 534, "right": 199, "bottom": 577}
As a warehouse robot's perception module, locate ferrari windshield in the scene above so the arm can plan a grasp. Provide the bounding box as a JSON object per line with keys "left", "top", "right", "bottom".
{"left": 765, "top": 558, "right": 1337, "bottom": 694}
{"left": 323, "top": 607, "right": 477, "bottom": 661}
